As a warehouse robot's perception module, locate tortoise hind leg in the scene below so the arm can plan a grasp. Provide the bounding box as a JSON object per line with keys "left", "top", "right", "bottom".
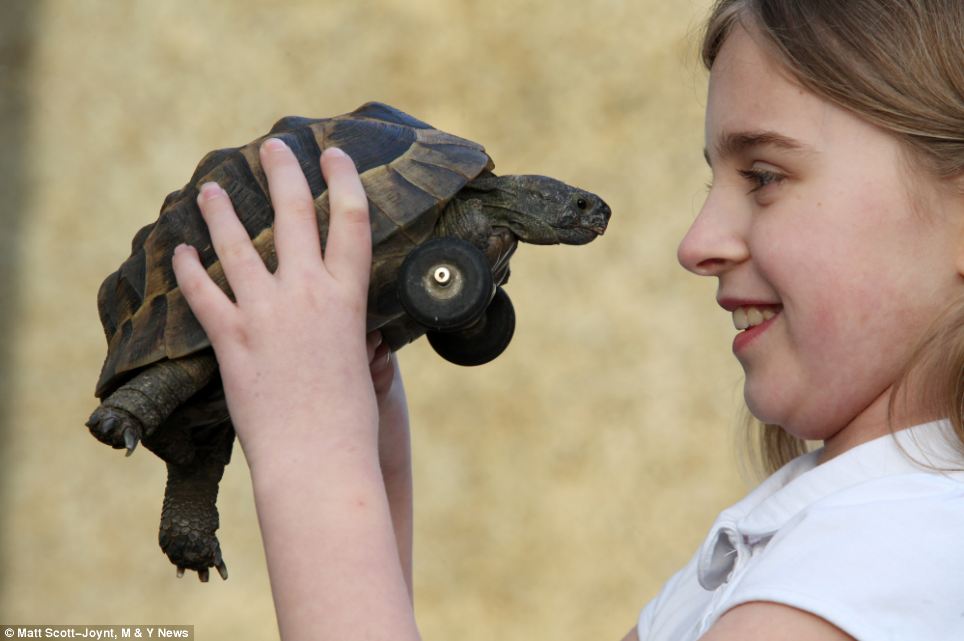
{"left": 87, "top": 353, "right": 217, "bottom": 455}
{"left": 159, "top": 421, "right": 235, "bottom": 582}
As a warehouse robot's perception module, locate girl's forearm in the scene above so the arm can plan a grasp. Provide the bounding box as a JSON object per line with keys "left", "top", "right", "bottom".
{"left": 248, "top": 427, "right": 421, "bottom": 641}
{"left": 377, "top": 369, "right": 414, "bottom": 599}
{"left": 382, "top": 428, "right": 413, "bottom": 599}
{"left": 385, "top": 450, "right": 415, "bottom": 603}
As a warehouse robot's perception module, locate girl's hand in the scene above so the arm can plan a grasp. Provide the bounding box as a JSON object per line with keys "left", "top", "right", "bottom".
{"left": 366, "top": 330, "right": 396, "bottom": 398}
{"left": 171, "top": 140, "right": 377, "bottom": 470}
{"left": 173, "top": 140, "right": 419, "bottom": 639}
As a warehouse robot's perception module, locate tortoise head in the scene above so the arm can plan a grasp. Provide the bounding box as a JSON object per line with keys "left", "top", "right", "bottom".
{"left": 462, "top": 174, "right": 611, "bottom": 245}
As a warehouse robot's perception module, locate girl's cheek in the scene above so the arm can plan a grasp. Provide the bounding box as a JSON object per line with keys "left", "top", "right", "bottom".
{"left": 808, "top": 299, "right": 845, "bottom": 337}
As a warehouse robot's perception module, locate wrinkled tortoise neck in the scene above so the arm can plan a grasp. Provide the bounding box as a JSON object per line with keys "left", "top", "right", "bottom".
{"left": 451, "top": 174, "right": 565, "bottom": 244}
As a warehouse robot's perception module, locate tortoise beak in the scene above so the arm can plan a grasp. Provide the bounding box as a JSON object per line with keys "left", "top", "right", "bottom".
{"left": 561, "top": 201, "right": 610, "bottom": 244}
{"left": 585, "top": 201, "right": 611, "bottom": 236}
{"left": 563, "top": 226, "right": 604, "bottom": 245}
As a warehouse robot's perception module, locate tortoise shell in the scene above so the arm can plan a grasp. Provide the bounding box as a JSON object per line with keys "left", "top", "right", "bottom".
{"left": 95, "top": 102, "right": 494, "bottom": 398}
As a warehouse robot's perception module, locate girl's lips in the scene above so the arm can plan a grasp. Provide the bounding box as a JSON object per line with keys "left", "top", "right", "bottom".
{"left": 717, "top": 297, "right": 782, "bottom": 312}
{"left": 733, "top": 309, "right": 781, "bottom": 353}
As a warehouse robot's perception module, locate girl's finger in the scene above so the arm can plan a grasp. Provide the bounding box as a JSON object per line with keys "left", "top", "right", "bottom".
{"left": 196, "top": 182, "right": 270, "bottom": 299}
{"left": 260, "top": 138, "right": 323, "bottom": 270}
{"left": 320, "top": 147, "right": 372, "bottom": 292}
{"left": 366, "top": 331, "right": 384, "bottom": 364}
{"left": 370, "top": 342, "right": 392, "bottom": 375}
{"left": 370, "top": 345, "right": 395, "bottom": 396}
{"left": 171, "top": 243, "right": 237, "bottom": 337}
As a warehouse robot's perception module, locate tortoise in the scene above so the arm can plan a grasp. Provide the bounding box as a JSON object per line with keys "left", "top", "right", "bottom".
{"left": 86, "top": 102, "right": 611, "bottom": 581}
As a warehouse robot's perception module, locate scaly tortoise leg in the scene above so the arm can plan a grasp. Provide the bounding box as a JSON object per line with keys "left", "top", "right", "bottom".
{"left": 86, "top": 353, "right": 217, "bottom": 455}
{"left": 158, "top": 422, "right": 235, "bottom": 582}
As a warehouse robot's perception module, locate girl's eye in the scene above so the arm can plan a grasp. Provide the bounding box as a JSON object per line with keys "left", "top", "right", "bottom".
{"left": 738, "top": 168, "right": 785, "bottom": 194}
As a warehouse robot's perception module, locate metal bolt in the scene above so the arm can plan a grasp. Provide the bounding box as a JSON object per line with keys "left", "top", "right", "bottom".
{"left": 433, "top": 266, "right": 452, "bottom": 286}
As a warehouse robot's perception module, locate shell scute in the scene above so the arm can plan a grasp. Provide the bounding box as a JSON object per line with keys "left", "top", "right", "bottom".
{"left": 190, "top": 148, "right": 236, "bottom": 185}
{"left": 350, "top": 101, "right": 433, "bottom": 130}
{"left": 323, "top": 117, "right": 417, "bottom": 177}
{"left": 363, "top": 164, "right": 439, "bottom": 226}
{"left": 408, "top": 138, "right": 492, "bottom": 178}
{"left": 96, "top": 272, "right": 126, "bottom": 342}
{"left": 391, "top": 157, "right": 468, "bottom": 201}
{"left": 98, "top": 244, "right": 148, "bottom": 341}
{"left": 269, "top": 115, "right": 321, "bottom": 134}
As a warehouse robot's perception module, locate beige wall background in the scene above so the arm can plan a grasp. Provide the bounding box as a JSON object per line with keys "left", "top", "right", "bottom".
{"left": 0, "top": 1, "right": 754, "bottom": 639}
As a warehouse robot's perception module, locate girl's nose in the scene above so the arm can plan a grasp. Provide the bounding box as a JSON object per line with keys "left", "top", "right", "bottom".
{"left": 677, "top": 196, "right": 749, "bottom": 276}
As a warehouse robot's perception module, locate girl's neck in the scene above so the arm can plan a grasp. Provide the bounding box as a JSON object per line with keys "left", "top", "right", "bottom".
{"left": 817, "top": 383, "right": 938, "bottom": 464}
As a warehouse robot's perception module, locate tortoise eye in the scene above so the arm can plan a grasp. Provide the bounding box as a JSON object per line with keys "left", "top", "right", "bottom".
{"left": 576, "top": 198, "right": 588, "bottom": 210}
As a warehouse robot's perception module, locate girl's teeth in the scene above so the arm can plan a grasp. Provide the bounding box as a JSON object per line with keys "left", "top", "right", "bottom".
{"left": 732, "top": 306, "right": 778, "bottom": 330}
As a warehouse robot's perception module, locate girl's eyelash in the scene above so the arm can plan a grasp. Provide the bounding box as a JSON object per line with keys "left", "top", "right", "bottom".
{"left": 738, "top": 168, "right": 784, "bottom": 193}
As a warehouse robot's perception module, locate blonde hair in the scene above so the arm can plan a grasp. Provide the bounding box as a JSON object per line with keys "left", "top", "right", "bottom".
{"left": 700, "top": 0, "right": 964, "bottom": 477}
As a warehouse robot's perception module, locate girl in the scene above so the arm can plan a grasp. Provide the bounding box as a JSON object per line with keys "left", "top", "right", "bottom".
{"left": 170, "top": 0, "right": 964, "bottom": 639}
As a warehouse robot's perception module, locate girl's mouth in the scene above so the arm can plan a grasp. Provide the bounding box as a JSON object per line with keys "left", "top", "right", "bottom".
{"left": 732, "top": 305, "right": 782, "bottom": 352}
{"left": 731, "top": 305, "right": 780, "bottom": 329}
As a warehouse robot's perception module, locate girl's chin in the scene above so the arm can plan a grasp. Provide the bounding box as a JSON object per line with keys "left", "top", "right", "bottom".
{"left": 743, "top": 387, "right": 789, "bottom": 429}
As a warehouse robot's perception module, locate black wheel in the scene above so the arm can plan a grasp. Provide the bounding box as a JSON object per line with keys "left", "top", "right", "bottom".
{"left": 427, "top": 287, "right": 516, "bottom": 366}
{"left": 397, "top": 237, "right": 493, "bottom": 331}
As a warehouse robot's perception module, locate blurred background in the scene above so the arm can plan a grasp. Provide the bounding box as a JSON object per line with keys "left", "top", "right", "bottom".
{"left": 0, "top": 0, "right": 753, "bottom": 639}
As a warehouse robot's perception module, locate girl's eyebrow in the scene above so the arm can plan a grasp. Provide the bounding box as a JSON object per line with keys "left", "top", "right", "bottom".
{"left": 703, "top": 130, "right": 814, "bottom": 167}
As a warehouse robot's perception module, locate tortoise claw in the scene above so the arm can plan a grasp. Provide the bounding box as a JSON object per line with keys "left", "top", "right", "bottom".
{"left": 123, "top": 427, "right": 138, "bottom": 456}
{"left": 98, "top": 416, "right": 117, "bottom": 435}
{"left": 86, "top": 406, "right": 144, "bottom": 455}
{"left": 174, "top": 562, "right": 226, "bottom": 582}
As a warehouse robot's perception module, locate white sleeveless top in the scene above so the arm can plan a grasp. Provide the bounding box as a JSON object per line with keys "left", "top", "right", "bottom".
{"left": 636, "top": 420, "right": 964, "bottom": 641}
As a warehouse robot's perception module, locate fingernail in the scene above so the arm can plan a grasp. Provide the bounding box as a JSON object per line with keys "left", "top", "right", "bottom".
{"left": 262, "top": 137, "right": 287, "bottom": 153}
{"left": 173, "top": 243, "right": 194, "bottom": 256}
{"left": 198, "top": 182, "right": 223, "bottom": 201}
{"left": 324, "top": 146, "right": 346, "bottom": 159}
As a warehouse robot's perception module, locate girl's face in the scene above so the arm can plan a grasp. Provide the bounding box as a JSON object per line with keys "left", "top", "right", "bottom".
{"left": 678, "top": 24, "right": 964, "bottom": 455}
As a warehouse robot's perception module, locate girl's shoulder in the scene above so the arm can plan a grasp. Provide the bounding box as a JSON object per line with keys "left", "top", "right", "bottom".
{"left": 762, "top": 470, "right": 964, "bottom": 583}
{"left": 808, "top": 468, "right": 964, "bottom": 510}
{"left": 722, "top": 471, "right": 964, "bottom": 640}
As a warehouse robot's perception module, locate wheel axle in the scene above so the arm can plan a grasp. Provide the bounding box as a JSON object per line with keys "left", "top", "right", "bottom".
{"left": 433, "top": 266, "right": 452, "bottom": 286}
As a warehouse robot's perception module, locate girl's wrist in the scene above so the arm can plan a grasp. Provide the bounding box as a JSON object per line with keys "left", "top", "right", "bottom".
{"left": 248, "top": 433, "right": 382, "bottom": 497}
{"left": 240, "top": 410, "right": 380, "bottom": 480}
